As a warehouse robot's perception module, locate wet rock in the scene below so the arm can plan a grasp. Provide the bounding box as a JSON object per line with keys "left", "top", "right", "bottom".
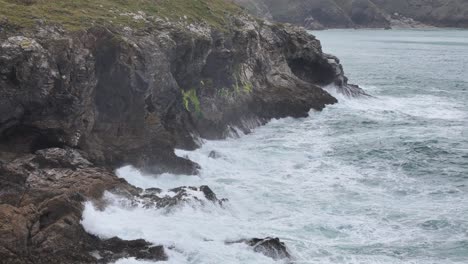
{"left": 1, "top": 12, "right": 357, "bottom": 168}
{"left": 208, "top": 150, "right": 222, "bottom": 159}
{"left": 0, "top": 148, "right": 141, "bottom": 263}
{"left": 135, "top": 185, "right": 227, "bottom": 209}
{"left": 247, "top": 237, "right": 291, "bottom": 260}
{"left": 228, "top": 237, "right": 291, "bottom": 260}
{"left": 1, "top": 6, "right": 363, "bottom": 263}
{"left": 96, "top": 237, "right": 167, "bottom": 263}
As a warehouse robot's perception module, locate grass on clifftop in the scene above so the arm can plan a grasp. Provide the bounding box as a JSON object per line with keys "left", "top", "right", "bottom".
{"left": 0, "top": 0, "right": 241, "bottom": 31}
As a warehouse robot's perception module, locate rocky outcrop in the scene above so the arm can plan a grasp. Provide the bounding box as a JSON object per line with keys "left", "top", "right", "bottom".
{"left": 227, "top": 237, "right": 292, "bottom": 260}
{"left": 0, "top": 147, "right": 169, "bottom": 263}
{"left": 114, "top": 185, "right": 228, "bottom": 210}
{"left": 234, "top": 0, "right": 468, "bottom": 29}
{"left": 94, "top": 237, "right": 167, "bottom": 263}
{"left": 0, "top": 2, "right": 363, "bottom": 263}
{"left": 0, "top": 13, "right": 358, "bottom": 174}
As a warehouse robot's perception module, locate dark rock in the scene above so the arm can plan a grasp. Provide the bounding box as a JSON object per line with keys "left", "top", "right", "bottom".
{"left": 34, "top": 147, "right": 93, "bottom": 169}
{"left": 208, "top": 150, "right": 222, "bottom": 159}
{"left": 96, "top": 237, "right": 167, "bottom": 263}
{"left": 0, "top": 148, "right": 144, "bottom": 264}
{"left": 0, "top": 13, "right": 356, "bottom": 174}
{"left": 248, "top": 237, "right": 291, "bottom": 260}
{"left": 133, "top": 185, "right": 226, "bottom": 209}
{"left": 228, "top": 237, "right": 291, "bottom": 260}
{"left": 0, "top": 7, "right": 363, "bottom": 263}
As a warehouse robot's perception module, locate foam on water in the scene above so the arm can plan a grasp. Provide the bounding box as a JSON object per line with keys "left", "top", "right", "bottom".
{"left": 81, "top": 29, "right": 468, "bottom": 264}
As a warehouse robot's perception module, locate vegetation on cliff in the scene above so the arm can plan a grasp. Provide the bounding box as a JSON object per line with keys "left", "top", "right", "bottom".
{"left": 0, "top": 0, "right": 241, "bottom": 30}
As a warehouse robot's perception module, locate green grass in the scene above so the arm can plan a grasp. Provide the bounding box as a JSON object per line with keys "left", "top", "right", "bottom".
{"left": 0, "top": 0, "right": 242, "bottom": 31}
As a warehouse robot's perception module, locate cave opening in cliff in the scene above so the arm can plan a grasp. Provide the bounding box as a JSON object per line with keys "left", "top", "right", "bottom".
{"left": 0, "top": 126, "right": 66, "bottom": 154}
{"left": 287, "top": 58, "right": 335, "bottom": 85}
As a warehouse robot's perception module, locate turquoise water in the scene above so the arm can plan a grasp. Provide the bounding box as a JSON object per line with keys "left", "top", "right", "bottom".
{"left": 82, "top": 29, "right": 468, "bottom": 264}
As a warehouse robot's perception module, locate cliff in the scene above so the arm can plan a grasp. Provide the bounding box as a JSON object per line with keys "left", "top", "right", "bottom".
{"left": 0, "top": 0, "right": 363, "bottom": 263}
{"left": 233, "top": 0, "right": 468, "bottom": 29}
{"left": 373, "top": 0, "right": 468, "bottom": 28}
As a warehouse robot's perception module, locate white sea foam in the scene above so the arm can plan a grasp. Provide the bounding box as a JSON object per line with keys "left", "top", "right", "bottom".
{"left": 82, "top": 29, "right": 468, "bottom": 264}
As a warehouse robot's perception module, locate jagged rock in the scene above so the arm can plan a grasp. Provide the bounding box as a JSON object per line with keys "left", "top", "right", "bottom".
{"left": 248, "top": 237, "right": 291, "bottom": 260}
{"left": 33, "top": 147, "right": 93, "bottom": 169}
{"left": 1, "top": 9, "right": 358, "bottom": 172}
{"left": 0, "top": 4, "right": 363, "bottom": 263}
{"left": 95, "top": 237, "right": 167, "bottom": 263}
{"left": 124, "top": 185, "right": 227, "bottom": 209}
{"left": 0, "top": 148, "right": 148, "bottom": 264}
{"left": 228, "top": 237, "right": 291, "bottom": 260}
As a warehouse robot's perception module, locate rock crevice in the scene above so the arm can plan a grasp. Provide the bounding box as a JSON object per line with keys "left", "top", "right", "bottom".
{"left": 1, "top": 8, "right": 361, "bottom": 263}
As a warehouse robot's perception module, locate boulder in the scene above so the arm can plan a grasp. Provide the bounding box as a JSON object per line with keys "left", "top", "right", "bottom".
{"left": 247, "top": 237, "right": 292, "bottom": 260}
{"left": 227, "top": 237, "right": 292, "bottom": 260}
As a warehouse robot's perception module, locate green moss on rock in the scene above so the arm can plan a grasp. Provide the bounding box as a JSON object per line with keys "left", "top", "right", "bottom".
{"left": 182, "top": 88, "right": 201, "bottom": 115}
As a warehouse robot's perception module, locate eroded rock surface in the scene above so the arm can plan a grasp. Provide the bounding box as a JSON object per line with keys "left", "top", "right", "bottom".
{"left": 0, "top": 148, "right": 167, "bottom": 263}
{"left": 0, "top": 13, "right": 358, "bottom": 175}
{"left": 0, "top": 5, "right": 362, "bottom": 263}
{"left": 95, "top": 237, "right": 167, "bottom": 263}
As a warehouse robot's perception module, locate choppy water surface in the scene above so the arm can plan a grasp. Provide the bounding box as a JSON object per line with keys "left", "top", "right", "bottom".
{"left": 82, "top": 29, "right": 468, "bottom": 264}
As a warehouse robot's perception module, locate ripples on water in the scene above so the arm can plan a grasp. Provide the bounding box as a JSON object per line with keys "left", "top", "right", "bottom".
{"left": 82, "top": 29, "right": 468, "bottom": 263}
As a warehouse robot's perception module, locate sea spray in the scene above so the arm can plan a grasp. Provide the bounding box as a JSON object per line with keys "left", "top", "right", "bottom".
{"left": 82, "top": 29, "right": 468, "bottom": 264}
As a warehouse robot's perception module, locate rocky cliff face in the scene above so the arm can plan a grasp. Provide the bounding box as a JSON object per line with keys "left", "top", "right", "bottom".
{"left": 0, "top": 1, "right": 362, "bottom": 263}
{"left": 234, "top": 0, "right": 468, "bottom": 29}
{"left": 372, "top": 0, "right": 468, "bottom": 28}
{"left": 0, "top": 16, "right": 360, "bottom": 175}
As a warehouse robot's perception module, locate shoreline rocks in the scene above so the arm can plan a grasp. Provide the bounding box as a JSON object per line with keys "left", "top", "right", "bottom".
{"left": 0, "top": 148, "right": 144, "bottom": 263}
{"left": 0, "top": 6, "right": 363, "bottom": 263}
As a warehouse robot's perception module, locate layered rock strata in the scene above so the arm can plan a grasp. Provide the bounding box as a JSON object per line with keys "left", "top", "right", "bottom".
{"left": 0, "top": 2, "right": 362, "bottom": 263}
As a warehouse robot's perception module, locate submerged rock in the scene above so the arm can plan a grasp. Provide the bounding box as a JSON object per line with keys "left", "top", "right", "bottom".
{"left": 208, "top": 150, "right": 223, "bottom": 159}
{"left": 248, "top": 237, "right": 292, "bottom": 260}
{"left": 228, "top": 237, "right": 292, "bottom": 260}
{"left": 122, "top": 185, "right": 227, "bottom": 210}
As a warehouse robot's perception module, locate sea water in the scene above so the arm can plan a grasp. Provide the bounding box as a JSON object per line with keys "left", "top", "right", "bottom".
{"left": 82, "top": 29, "right": 468, "bottom": 264}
